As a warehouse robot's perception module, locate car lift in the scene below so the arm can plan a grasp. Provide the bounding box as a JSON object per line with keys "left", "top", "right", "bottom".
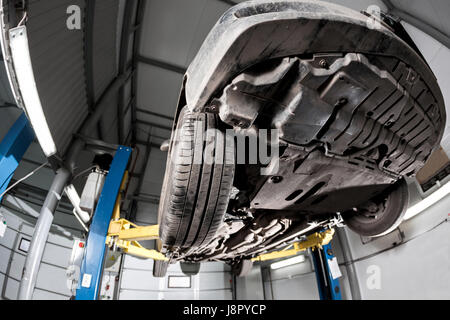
{"left": 252, "top": 228, "right": 342, "bottom": 300}
{"left": 0, "top": 112, "right": 35, "bottom": 202}
{"left": 74, "top": 145, "right": 341, "bottom": 300}
{"left": 75, "top": 145, "right": 166, "bottom": 300}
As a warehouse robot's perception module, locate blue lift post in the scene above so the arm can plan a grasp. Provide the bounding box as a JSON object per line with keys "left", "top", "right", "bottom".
{"left": 311, "top": 238, "right": 342, "bottom": 300}
{"left": 75, "top": 146, "right": 132, "bottom": 300}
{"left": 0, "top": 112, "right": 35, "bottom": 202}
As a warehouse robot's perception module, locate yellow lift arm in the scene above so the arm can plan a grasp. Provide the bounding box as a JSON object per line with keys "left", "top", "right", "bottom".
{"left": 106, "top": 219, "right": 168, "bottom": 261}
{"left": 105, "top": 171, "right": 167, "bottom": 261}
{"left": 106, "top": 171, "right": 332, "bottom": 263}
{"left": 251, "top": 228, "right": 335, "bottom": 262}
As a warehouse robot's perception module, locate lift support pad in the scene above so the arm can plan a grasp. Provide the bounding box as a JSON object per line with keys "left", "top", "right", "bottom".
{"left": 75, "top": 146, "right": 131, "bottom": 300}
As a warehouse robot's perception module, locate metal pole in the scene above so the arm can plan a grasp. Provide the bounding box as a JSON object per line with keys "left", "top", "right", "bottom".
{"left": 335, "top": 228, "right": 362, "bottom": 300}
{"left": 18, "top": 167, "right": 71, "bottom": 300}
{"left": 17, "top": 66, "right": 132, "bottom": 301}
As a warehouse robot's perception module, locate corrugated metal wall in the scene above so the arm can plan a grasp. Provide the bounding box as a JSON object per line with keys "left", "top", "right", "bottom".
{"left": 26, "top": 0, "right": 88, "bottom": 155}
{"left": 93, "top": 0, "right": 121, "bottom": 144}
{"left": 23, "top": 0, "right": 123, "bottom": 154}
{"left": 92, "top": 0, "right": 119, "bottom": 102}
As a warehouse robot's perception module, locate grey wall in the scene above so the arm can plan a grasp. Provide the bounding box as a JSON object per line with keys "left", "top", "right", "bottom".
{"left": 235, "top": 265, "right": 265, "bottom": 300}
{"left": 118, "top": 256, "right": 233, "bottom": 300}
{"left": 341, "top": 182, "right": 450, "bottom": 299}
{"left": 235, "top": 240, "right": 354, "bottom": 301}
{"left": 0, "top": 204, "right": 82, "bottom": 300}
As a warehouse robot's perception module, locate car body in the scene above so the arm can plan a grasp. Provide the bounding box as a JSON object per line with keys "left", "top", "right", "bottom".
{"left": 153, "top": 0, "right": 446, "bottom": 276}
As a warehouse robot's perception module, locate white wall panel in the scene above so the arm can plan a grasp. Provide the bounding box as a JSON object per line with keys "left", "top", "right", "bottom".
{"left": 0, "top": 206, "right": 81, "bottom": 300}
{"left": 271, "top": 272, "right": 319, "bottom": 300}
{"left": 32, "top": 289, "right": 68, "bottom": 300}
{"left": 236, "top": 265, "right": 264, "bottom": 300}
{"left": 353, "top": 223, "right": 450, "bottom": 299}
{"left": 340, "top": 179, "right": 450, "bottom": 299}
{"left": 119, "top": 258, "right": 232, "bottom": 300}
{"left": 2, "top": 275, "right": 19, "bottom": 300}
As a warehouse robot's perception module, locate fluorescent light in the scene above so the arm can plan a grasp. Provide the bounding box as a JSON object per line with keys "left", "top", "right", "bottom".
{"left": 8, "top": 26, "right": 57, "bottom": 157}
{"left": 403, "top": 180, "right": 450, "bottom": 220}
{"left": 64, "top": 184, "right": 90, "bottom": 224}
{"left": 270, "top": 255, "right": 306, "bottom": 270}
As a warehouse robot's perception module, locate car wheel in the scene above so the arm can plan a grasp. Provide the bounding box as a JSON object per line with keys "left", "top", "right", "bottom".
{"left": 342, "top": 179, "right": 409, "bottom": 237}
{"left": 232, "top": 259, "right": 253, "bottom": 277}
{"left": 158, "top": 106, "right": 235, "bottom": 250}
{"left": 180, "top": 262, "right": 201, "bottom": 276}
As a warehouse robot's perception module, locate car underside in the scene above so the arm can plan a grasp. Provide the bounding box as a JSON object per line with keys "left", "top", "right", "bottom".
{"left": 151, "top": 0, "right": 446, "bottom": 277}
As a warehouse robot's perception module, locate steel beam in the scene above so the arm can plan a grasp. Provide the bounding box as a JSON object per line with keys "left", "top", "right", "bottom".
{"left": 127, "top": 195, "right": 160, "bottom": 205}
{"left": 65, "top": 69, "right": 132, "bottom": 171}
{"left": 0, "top": 112, "right": 35, "bottom": 202}
{"left": 136, "top": 108, "right": 174, "bottom": 121}
{"left": 136, "top": 119, "right": 172, "bottom": 131}
{"left": 117, "top": 0, "right": 136, "bottom": 144}
{"left": 75, "top": 146, "right": 131, "bottom": 300}
{"left": 131, "top": 0, "right": 146, "bottom": 145}
{"left": 137, "top": 55, "right": 186, "bottom": 74}
{"left": 84, "top": 0, "right": 96, "bottom": 111}
{"left": 216, "top": 0, "right": 237, "bottom": 7}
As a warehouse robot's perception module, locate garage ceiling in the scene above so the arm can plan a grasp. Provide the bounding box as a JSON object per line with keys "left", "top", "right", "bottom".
{"left": 1, "top": 0, "right": 450, "bottom": 226}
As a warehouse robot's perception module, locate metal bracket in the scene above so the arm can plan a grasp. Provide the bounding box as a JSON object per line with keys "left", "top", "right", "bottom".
{"left": 106, "top": 218, "right": 167, "bottom": 261}
{"left": 252, "top": 228, "right": 334, "bottom": 262}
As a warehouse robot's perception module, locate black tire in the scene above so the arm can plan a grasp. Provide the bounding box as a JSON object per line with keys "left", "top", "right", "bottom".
{"left": 180, "top": 262, "right": 201, "bottom": 276}
{"left": 153, "top": 260, "right": 169, "bottom": 278}
{"left": 158, "top": 106, "right": 235, "bottom": 250}
{"left": 232, "top": 259, "right": 253, "bottom": 277}
{"left": 342, "top": 179, "right": 409, "bottom": 237}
